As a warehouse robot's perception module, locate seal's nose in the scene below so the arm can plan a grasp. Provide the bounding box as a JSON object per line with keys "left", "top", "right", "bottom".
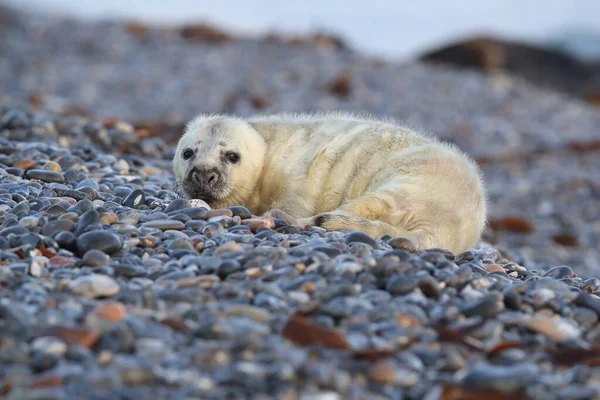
{"left": 190, "top": 168, "right": 220, "bottom": 188}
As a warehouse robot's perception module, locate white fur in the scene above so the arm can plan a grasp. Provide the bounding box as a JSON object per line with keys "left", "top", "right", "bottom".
{"left": 173, "top": 112, "right": 488, "bottom": 254}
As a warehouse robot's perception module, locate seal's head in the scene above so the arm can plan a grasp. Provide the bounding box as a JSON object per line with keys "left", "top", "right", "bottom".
{"left": 173, "top": 115, "right": 266, "bottom": 206}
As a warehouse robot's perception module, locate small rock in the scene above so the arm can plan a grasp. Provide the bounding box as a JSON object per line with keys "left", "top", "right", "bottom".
{"left": 76, "top": 230, "right": 123, "bottom": 255}
{"left": 123, "top": 189, "right": 146, "bottom": 207}
{"left": 82, "top": 249, "right": 111, "bottom": 267}
{"left": 387, "top": 237, "right": 416, "bottom": 252}
{"left": 526, "top": 315, "right": 581, "bottom": 342}
{"left": 461, "top": 363, "right": 539, "bottom": 394}
{"left": 92, "top": 301, "right": 127, "bottom": 322}
{"left": 42, "top": 161, "right": 62, "bottom": 173}
{"left": 141, "top": 220, "right": 185, "bottom": 231}
{"left": 345, "top": 231, "right": 377, "bottom": 248}
{"left": 69, "top": 274, "right": 120, "bottom": 298}
{"left": 26, "top": 169, "right": 65, "bottom": 183}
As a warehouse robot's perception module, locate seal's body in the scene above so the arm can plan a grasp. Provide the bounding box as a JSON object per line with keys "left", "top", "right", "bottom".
{"left": 173, "top": 112, "right": 487, "bottom": 253}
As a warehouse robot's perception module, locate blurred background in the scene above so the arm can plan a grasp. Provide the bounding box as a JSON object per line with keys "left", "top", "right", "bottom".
{"left": 3, "top": 0, "right": 600, "bottom": 61}
{"left": 1, "top": 0, "right": 599, "bottom": 275}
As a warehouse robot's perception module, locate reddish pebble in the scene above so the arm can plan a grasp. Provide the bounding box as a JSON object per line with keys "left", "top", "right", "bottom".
{"left": 204, "top": 209, "right": 233, "bottom": 219}
{"left": 486, "top": 264, "right": 505, "bottom": 274}
{"left": 92, "top": 301, "right": 127, "bottom": 323}
{"left": 30, "top": 375, "right": 63, "bottom": 389}
{"left": 49, "top": 256, "right": 78, "bottom": 268}
{"left": 13, "top": 159, "right": 36, "bottom": 170}
{"left": 38, "top": 326, "right": 99, "bottom": 349}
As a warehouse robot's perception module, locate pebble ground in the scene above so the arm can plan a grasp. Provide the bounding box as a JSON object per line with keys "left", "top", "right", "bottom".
{"left": 1, "top": 107, "right": 600, "bottom": 399}
{"left": 1, "top": 5, "right": 599, "bottom": 275}
{"left": 1, "top": 5, "right": 600, "bottom": 400}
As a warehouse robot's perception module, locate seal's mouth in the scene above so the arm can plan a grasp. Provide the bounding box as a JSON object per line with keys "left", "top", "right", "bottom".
{"left": 177, "top": 167, "right": 229, "bottom": 203}
{"left": 177, "top": 182, "right": 229, "bottom": 203}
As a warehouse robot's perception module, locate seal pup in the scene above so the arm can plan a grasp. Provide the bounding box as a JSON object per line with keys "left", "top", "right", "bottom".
{"left": 173, "top": 112, "right": 487, "bottom": 253}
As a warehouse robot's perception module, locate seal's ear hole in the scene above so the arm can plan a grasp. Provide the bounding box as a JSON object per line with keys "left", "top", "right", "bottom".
{"left": 183, "top": 149, "right": 194, "bottom": 160}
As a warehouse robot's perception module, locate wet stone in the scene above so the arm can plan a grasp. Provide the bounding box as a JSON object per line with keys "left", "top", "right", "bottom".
{"left": 123, "top": 188, "right": 146, "bottom": 207}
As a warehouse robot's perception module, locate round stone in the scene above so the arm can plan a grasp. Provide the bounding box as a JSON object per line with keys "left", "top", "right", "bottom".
{"left": 69, "top": 274, "right": 120, "bottom": 298}
{"left": 386, "top": 274, "right": 420, "bottom": 295}
{"left": 42, "top": 219, "right": 76, "bottom": 236}
{"left": 42, "top": 161, "right": 62, "bottom": 173}
{"left": 164, "top": 198, "right": 191, "bottom": 213}
{"left": 344, "top": 231, "right": 377, "bottom": 248}
{"left": 544, "top": 265, "right": 575, "bottom": 279}
{"left": 82, "top": 249, "right": 111, "bottom": 267}
{"left": 387, "top": 237, "right": 416, "bottom": 252}
{"left": 76, "top": 230, "right": 123, "bottom": 255}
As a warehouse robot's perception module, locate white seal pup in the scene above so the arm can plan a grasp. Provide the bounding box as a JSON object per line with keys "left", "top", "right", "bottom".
{"left": 172, "top": 112, "right": 487, "bottom": 253}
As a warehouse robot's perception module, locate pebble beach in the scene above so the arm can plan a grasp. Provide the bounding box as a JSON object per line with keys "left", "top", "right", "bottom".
{"left": 1, "top": 5, "right": 600, "bottom": 400}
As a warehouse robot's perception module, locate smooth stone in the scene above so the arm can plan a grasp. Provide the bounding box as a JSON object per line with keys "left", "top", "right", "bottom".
{"left": 26, "top": 169, "right": 65, "bottom": 183}
{"left": 344, "top": 231, "right": 377, "bottom": 248}
{"left": 76, "top": 230, "right": 123, "bottom": 255}
{"left": 167, "top": 238, "right": 194, "bottom": 251}
{"left": 0, "top": 225, "right": 29, "bottom": 236}
{"left": 386, "top": 274, "right": 420, "bottom": 295}
{"left": 418, "top": 275, "right": 441, "bottom": 298}
{"left": 204, "top": 209, "right": 233, "bottom": 219}
{"left": 572, "top": 307, "right": 599, "bottom": 329}
{"left": 74, "top": 209, "right": 100, "bottom": 235}
{"left": 118, "top": 210, "right": 141, "bottom": 225}
{"left": 226, "top": 206, "right": 252, "bottom": 220}
{"left": 461, "top": 363, "right": 539, "bottom": 393}
{"left": 42, "top": 219, "right": 76, "bottom": 236}
{"left": 526, "top": 315, "right": 580, "bottom": 342}
{"left": 155, "top": 270, "right": 195, "bottom": 283}
{"left": 69, "top": 274, "right": 120, "bottom": 298}
{"left": 42, "top": 161, "right": 62, "bottom": 173}
{"left": 387, "top": 237, "right": 416, "bottom": 252}
{"left": 544, "top": 265, "right": 575, "bottom": 279}
{"left": 163, "top": 198, "right": 191, "bottom": 214}
{"left": 141, "top": 220, "right": 185, "bottom": 231}
{"left": 123, "top": 189, "right": 146, "bottom": 208}
{"left": 54, "top": 231, "right": 76, "bottom": 251}
{"left": 82, "top": 249, "right": 111, "bottom": 267}
{"left": 575, "top": 292, "right": 600, "bottom": 317}
{"left": 31, "top": 337, "right": 67, "bottom": 357}
{"left": 461, "top": 293, "right": 504, "bottom": 318}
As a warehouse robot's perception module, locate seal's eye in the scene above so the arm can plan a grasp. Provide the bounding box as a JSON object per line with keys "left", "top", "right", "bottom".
{"left": 225, "top": 151, "right": 240, "bottom": 164}
{"left": 182, "top": 149, "right": 194, "bottom": 160}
